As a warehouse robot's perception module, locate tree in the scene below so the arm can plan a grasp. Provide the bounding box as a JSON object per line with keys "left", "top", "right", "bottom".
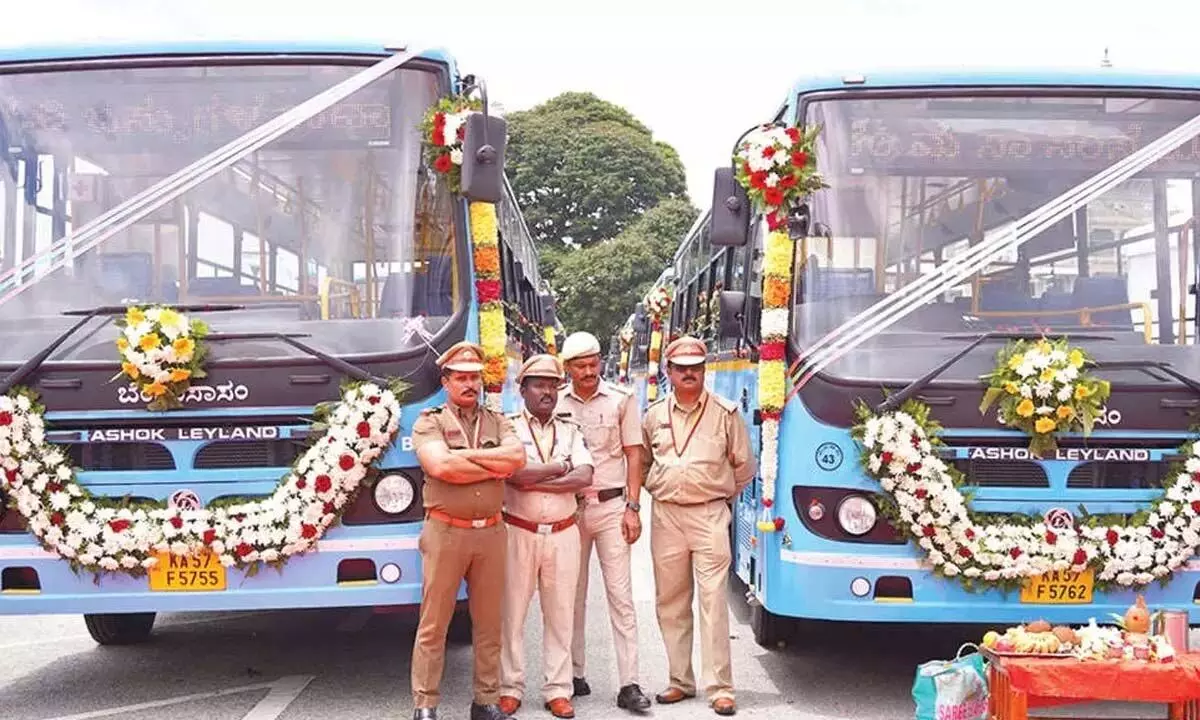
{"left": 506, "top": 92, "right": 688, "bottom": 249}
{"left": 552, "top": 198, "right": 699, "bottom": 349}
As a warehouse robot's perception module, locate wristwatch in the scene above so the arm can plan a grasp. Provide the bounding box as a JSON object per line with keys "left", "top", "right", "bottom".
{"left": 626, "top": 500, "right": 641, "bottom": 512}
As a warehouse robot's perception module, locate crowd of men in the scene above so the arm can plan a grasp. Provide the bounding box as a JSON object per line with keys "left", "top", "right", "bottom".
{"left": 407, "top": 331, "right": 756, "bottom": 720}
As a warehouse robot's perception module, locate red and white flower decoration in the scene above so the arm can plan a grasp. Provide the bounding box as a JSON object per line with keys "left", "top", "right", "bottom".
{"left": 853, "top": 400, "right": 1200, "bottom": 590}
{"left": 1, "top": 381, "right": 403, "bottom": 577}
{"left": 733, "top": 123, "right": 827, "bottom": 232}
{"left": 421, "top": 95, "right": 482, "bottom": 193}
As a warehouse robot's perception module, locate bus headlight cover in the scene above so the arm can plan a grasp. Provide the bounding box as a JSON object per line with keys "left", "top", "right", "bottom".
{"left": 836, "top": 495, "right": 876, "bottom": 536}
{"left": 850, "top": 577, "right": 871, "bottom": 597}
{"left": 374, "top": 474, "right": 415, "bottom": 514}
{"left": 380, "top": 563, "right": 402, "bottom": 583}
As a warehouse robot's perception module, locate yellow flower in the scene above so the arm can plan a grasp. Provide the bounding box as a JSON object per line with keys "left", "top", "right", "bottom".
{"left": 1007, "top": 353, "right": 1025, "bottom": 370}
{"left": 138, "top": 334, "right": 160, "bottom": 351}
{"left": 116, "top": 337, "right": 129, "bottom": 352}
{"left": 758, "top": 361, "right": 786, "bottom": 412}
{"left": 1074, "top": 384, "right": 1092, "bottom": 400}
{"left": 1056, "top": 405, "right": 1074, "bottom": 420}
{"left": 1037, "top": 340, "right": 1051, "bottom": 354}
{"left": 1039, "top": 368, "right": 1055, "bottom": 383}
{"left": 172, "top": 337, "right": 195, "bottom": 361}
{"left": 169, "top": 368, "right": 192, "bottom": 383}
{"left": 1034, "top": 417, "right": 1056, "bottom": 434}
{"left": 121, "top": 362, "right": 139, "bottom": 379}
{"left": 1068, "top": 349, "right": 1084, "bottom": 368}
{"left": 144, "top": 382, "right": 167, "bottom": 397}
{"left": 1016, "top": 398, "right": 1035, "bottom": 417}
{"left": 479, "top": 309, "right": 507, "bottom": 357}
{"left": 763, "top": 231, "right": 794, "bottom": 277}
{"left": 1004, "top": 381, "right": 1019, "bottom": 395}
{"left": 469, "top": 201, "right": 499, "bottom": 248}
{"left": 157, "top": 308, "right": 183, "bottom": 329}
{"left": 125, "top": 307, "right": 145, "bottom": 325}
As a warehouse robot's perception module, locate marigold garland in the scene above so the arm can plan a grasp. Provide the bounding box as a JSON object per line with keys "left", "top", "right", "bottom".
{"left": 756, "top": 230, "right": 794, "bottom": 529}
{"left": 979, "top": 337, "right": 1111, "bottom": 457}
{"left": 469, "top": 201, "right": 508, "bottom": 412}
{"left": 544, "top": 326, "right": 558, "bottom": 355}
{"left": 115, "top": 306, "right": 209, "bottom": 412}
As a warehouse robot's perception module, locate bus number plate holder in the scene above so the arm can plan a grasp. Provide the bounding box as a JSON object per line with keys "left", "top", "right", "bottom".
{"left": 1020, "top": 568, "right": 1094, "bottom": 604}
{"left": 148, "top": 550, "right": 227, "bottom": 592}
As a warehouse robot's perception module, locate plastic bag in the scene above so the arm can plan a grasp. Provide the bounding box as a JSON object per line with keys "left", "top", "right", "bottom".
{"left": 912, "top": 643, "right": 989, "bottom": 720}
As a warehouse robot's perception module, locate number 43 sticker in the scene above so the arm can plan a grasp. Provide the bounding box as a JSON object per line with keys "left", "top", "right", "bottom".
{"left": 815, "top": 442, "right": 843, "bottom": 472}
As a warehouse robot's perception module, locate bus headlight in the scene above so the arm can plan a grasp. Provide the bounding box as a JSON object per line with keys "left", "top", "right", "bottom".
{"left": 373, "top": 474, "right": 416, "bottom": 515}
{"left": 836, "top": 495, "right": 877, "bottom": 536}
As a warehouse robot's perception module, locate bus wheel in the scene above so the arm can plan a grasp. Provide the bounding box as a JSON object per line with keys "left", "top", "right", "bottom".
{"left": 750, "top": 604, "right": 787, "bottom": 649}
{"left": 83, "top": 612, "right": 156, "bottom": 646}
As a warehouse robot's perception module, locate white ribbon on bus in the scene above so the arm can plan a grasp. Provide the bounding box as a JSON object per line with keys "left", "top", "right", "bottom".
{"left": 0, "top": 48, "right": 424, "bottom": 307}
{"left": 794, "top": 112, "right": 1200, "bottom": 389}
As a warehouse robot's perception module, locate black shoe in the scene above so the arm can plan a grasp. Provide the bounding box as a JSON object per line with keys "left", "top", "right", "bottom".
{"left": 617, "top": 683, "right": 652, "bottom": 712}
{"left": 469, "top": 703, "right": 513, "bottom": 720}
{"left": 572, "top": 677, "right": 591, "bottom": 697}
{"left": 412, "top": 709, "right": 437, "bottom": 720}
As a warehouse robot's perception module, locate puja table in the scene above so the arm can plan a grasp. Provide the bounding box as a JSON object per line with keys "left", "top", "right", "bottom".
{"left": 985, "top": 651, "right": 1200, "bottom": 719}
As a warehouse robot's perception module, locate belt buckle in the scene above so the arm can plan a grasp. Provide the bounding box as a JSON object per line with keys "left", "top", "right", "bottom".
{"left": 471, "top": 518, "right": 487, "bottom": 529}
{"left": 536, "top": 523, "right": 553, "bottom": 535}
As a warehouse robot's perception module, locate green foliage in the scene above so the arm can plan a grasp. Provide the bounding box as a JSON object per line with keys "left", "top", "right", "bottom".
{"left": 505, "top": 92, "right": 688, "bottom": 248}
{"left": 549, "top": 199, "right": 698, "bottom": 350}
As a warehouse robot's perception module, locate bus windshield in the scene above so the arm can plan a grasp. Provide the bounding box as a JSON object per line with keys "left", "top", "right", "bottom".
{"left": 0, "top": 59, "right": 460, "bottom": 363}
{"left": 796, "top": 92, "right": 1200, "bottom": 383}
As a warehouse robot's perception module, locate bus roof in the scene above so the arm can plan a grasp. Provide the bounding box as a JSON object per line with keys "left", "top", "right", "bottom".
{"left": 0, "top": 40, "right": 455, "bottom": 67}
{"left": 790, "top": 67, "right": 1200, "bottom": 96}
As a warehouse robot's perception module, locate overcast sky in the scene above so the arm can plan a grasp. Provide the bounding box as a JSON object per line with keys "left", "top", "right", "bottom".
{"left": 5, "top": 1, "right": 1200, "bottom": 207}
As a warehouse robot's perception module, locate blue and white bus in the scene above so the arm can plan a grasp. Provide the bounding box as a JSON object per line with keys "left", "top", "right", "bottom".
{"left": 0, "top": 40, "right": 555, "bottom": 644}
{"left": 669, "top": 68, "right": 1200, "bottom": 645}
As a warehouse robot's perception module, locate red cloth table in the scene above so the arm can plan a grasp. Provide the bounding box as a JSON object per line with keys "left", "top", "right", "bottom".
{"left": 986, "top": 651, "right": 1200, "bottom": 719}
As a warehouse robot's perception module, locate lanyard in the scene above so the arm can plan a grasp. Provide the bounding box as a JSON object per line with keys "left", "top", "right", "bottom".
{"left": 447, "top": 407, "right": 482, "bottom": 449}
{"left": 525, "top": 413, "right": 556, "bottom": 463}
{"left": 668, "top": 393, "right": 708, "bottom": 458}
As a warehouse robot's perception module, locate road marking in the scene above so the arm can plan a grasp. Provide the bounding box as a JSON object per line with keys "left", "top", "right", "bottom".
{"left": 0, "top": 611, "right": 272, "bottom": 651}
{"left": 40, "top": 679, "right": 276, "bottom": 720}
{"left": 240, "top": 675, "right": 315, "bottom": 720}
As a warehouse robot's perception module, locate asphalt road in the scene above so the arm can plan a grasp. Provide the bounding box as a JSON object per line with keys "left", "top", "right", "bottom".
{"left": 0, "top": 526, "right": 1179, "bottom": 720}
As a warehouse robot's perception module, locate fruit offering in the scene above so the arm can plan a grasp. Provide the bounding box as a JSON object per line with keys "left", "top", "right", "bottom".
{"left": 980, "top": 613, "right": 1176, "bottom": 663}
{"left": 981, "top": 621, "right": 1074, "bottom": 655}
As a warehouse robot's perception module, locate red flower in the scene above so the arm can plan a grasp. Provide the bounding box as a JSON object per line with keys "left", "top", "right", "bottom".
{"left": 476, "top": 279, "right": 502, "bottom": 304}
{"left": 50, "top": 511, "right": 64, "bottom": 526}
{"left": 430, "top": 127, "right": 445, "bottom": 147}
{"left": 763, "top": 187, "right": 785, "bottom": 206}
{"left": 906, "top": 463, "right": 922, "bottom": 474}
{"left": 323, "top": 501, "right": 336, "bottom": 515}
{"left": 4, "top": 468, "right": 15, "bottom": 485}
{"left": 170, "top": 516, "right": 183, "bottom": 529}
{"left": 1073, "top": 548, "right": 1088, "bottom": 565}
{"left": 315, "top": 474, "right": 333, "bottom": 494}
{"left": 1191, "top": 500, "right": 1200, "bottom": 515}
{"left": 749, "top": 171, "right": 768, "bottom": 189}
{"left": 766, "top": 211, "right": 786, "bottom": 231}
{"left": 791, "top": 150, "right": 809, "bottom": 167}
{"left": 356, "top": 422, "right": 371, "bottom": 439}
{"left": 880, "top": 451, "right": 894, "bottom": 465}
{"left": 109, "top": 519, "right": 131, "bottom": 533}
{"left": 0, "top": 411, "right": 12, "bottom": 426}
{"left": 1106, "top": 529, "right": 1119, "bottom": 546}
{"left": 296, "top": 477, "right": 307, "bottom": 490}
{"left": 762, "top": 146, "right": 776, "bottom": 159}
{"left": 922, "top": 525, "right": 935, "bottom": 538}
{"left": 301, "top": 524, "right": 318, "bottom": 540}
{"left": 368, "top": 396, "right": 380, "bottom": 405}
{"left": 339, "top": 455, "right": 356, "bottom": 471}
{"left": 432, "top": 111, "right": 446, "bottom": 128}
{"left": 914, "top": 488, "right": 928, "bottom": 500}
{"left": 1045, "top": 530, "right": 1057, "bottom": 545}
{"left": 763, "top": 498, "right": 773, "bottom": 509}
{"left": 1152, "top": 527, "right": 1165, "bottom": 539}
{"left": 235, "top": 543, "right": 254, "bottom": 557}
{"left": 202, "top": 529, "right": 217, "bottom": 545}
{"left": 785, "top": 127, "right": 800, "bottom": 143}
{"left": 1010, "top": 547, "right": 1022, "bottom": 559}
{"left": 779, "top": 174, "right": 797, "bottom": 189}
{"left": 772, "top": 516, "right": 785, "bottom": 531}
{"left": 965, "top": 528, "right": 976, "bottom": 541}
{"left": 433, "top": 153, "right": 453, "bottom": 173}
{"left": 45, "top": 481, "right": 61, "bottom": 494}
{"left": 957, "top": 547, "right": 972, "bottom": 558}
{"left": 759, "top": 342, "right": 786, "bottom": 361}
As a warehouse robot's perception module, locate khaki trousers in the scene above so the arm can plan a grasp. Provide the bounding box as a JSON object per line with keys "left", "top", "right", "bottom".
{"left": 650, "top": 499, "right": 734, "bottom": 702}
{"left": 411, "top": 518, "right": 506, "bottom": 709}
{"left": 500, "top": 521, "right": 581, "bottom": 703}
{"left": 572, "top": 497, "right": 639, "bottom": 686}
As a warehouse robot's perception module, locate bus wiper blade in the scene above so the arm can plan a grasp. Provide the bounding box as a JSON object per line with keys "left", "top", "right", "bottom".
{"left": 205, "top": 331, "right": 386, "bottom": 385}
{"left": 940, "top": 331, "right": 1115, "bottom": 341}
{"left": 876, "top": 331, "right": 1014, "bottom": 413}
{"left": 1093, "top": 360, "right": 1200, "bottom": 397}
{"left": 61, "top": 303, "right": 243, "bottom": 316}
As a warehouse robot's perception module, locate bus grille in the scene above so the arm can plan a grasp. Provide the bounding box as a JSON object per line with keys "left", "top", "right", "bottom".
{"left": 1066, "top": 462, "right": 1172, "bottom": 489}
{"left": 950, "top": 459, "right": 1046, "bottom": 487}
{"left": 193, "top": 440, "right": 308, "bottom": 469}
{"left": 66, "top": 443, "right": 175, "bottom": 471}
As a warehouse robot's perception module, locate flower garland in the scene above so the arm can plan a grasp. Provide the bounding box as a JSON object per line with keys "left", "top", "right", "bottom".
{"left": 755, "top": 229, "right": 793, "bottom": 532}
{"left": 643, "top": 283, "right": 671, "bottom": 401}
{"left": 732, "top": 121, "right": 826, "bottom": 532}
{"left": 852, "top": 398, "right": 1200, "bottom": 591}
{"left": 420, "top": 95, "right": 482, "bottom": 194}
{"left": 115, "top": 306, "right": 209, "bottom": 411}
{"left": 979, "top": 337, "right": 1111, "bottom": 456}
{"left": 3, "top": 380, "right": 405, "bottom": 578}
{"left": 544, "top": 326, "right": 558, "bottom": 355}
{"left": 470, "top": 201, "right": 507, "bottom": 413}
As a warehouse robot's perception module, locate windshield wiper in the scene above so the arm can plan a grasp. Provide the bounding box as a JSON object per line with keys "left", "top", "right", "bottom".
{"left": 205, "top": 331, "right": 386, "bottom": 385}
{"left": 0, "top": 303, "right": 244, "bottom": 395}
{"left": 876, "top": 330, "right": 1107, "bottom": 413}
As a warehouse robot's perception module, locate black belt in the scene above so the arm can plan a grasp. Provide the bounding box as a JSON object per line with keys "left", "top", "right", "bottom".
{"left": 596, "top": 488, "right": 624, "bottom": 503}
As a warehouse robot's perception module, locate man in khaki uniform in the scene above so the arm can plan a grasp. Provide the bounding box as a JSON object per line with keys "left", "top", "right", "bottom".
{"left": 410, "top": 341, "right": 528, "bottom": 720}
{"left": 557, "top": 331, "right": 652, "bottom": 713}
{"left": 641, "top": 336, "right": 755, "bottom": 717}
{"left": 498, "top": 354, "right": 595, "bottom": 719}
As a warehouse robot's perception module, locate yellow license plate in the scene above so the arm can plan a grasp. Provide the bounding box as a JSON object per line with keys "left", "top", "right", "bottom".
{"left": 1020, "top": 568, "right": 1094, "bottom": 604}
{"left": 148, "top": 550, "right": 227, "bottom": 592}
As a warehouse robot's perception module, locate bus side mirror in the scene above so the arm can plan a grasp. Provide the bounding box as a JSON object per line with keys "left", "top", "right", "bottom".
{"left": 461, "top": 112, "right": 508, "bottom": 204}
{"left": 711, "top": 166, "right": 750, "bottom": 247}
{"left": 718, "top": 290, "right": 745, "bottom": 340}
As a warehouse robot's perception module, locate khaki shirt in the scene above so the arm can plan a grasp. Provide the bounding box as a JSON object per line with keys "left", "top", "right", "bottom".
{"left": 505, "top": 411, "right": 594, "bottom": 523}
{"left": 558, "top": 381, "right": 640, "bottom": 492}
{"left": 641, "top": 390, "right": 756, "bottom": 505}
{"left": 411, "top": 403, "right": 519, "bottom": 519}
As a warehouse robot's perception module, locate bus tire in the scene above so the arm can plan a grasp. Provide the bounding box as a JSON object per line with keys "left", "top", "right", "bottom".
{"left": 83, "top": 612, "right": 157, "bottom": 646}
{"left": 750, "top": 603, "right": 787, "bottom": 649}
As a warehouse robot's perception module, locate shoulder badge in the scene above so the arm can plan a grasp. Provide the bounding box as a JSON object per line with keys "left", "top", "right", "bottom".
{"left": 419, "top": 404, "right": 445, "bottom": 416}
{"left": 711, "top": 393, "right": 739, "bottom": 414}
{"left": 555, "top": 411, "right": 580, "bottom": 426}
{"left": 609, "top": 382, "right": 633, "bottom": 397}
{"left": 505, "top": 412, "right": 522, "bottom": 421}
